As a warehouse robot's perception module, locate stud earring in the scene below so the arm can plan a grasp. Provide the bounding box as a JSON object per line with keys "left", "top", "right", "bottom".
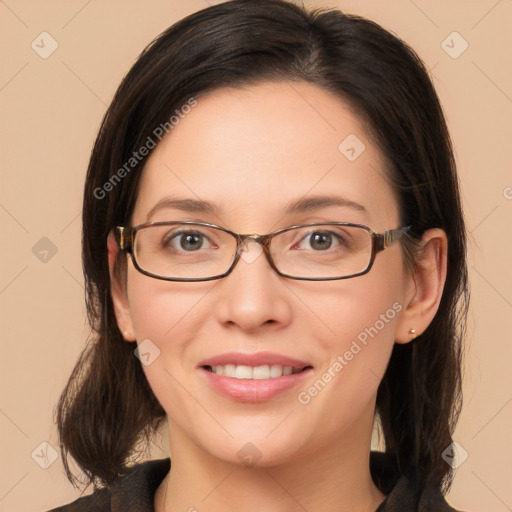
{"left": 409, "top": 329, "right": 417, "bottom": 339}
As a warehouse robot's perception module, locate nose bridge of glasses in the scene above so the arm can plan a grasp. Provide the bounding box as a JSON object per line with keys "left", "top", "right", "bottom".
{"left": 235, "top": 233, "right": 268, "bottom": 255}
{"left": 232, "top": 234, "right": 278, "bottom": 271}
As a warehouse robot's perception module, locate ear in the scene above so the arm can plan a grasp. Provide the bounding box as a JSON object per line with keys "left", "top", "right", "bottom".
{"left": 107, "top": 229, "right": 136, "bottom": 342}
{"left": 394, "top": 228, "right": 448, "bottom": 344}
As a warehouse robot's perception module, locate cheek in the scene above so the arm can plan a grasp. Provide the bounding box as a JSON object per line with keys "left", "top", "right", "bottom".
{"left": 320, "top": 292, "right": 399, "bottom": 384}
{"left": 125, "top": 284, "right": 195, "bottom": 434}
{"left": 312, "top": 263, "right": 402, "bottom": 350}
{"left": 124, "top": 272, "right": 215, "bottom": 409}
{"left": 321, "top": 250, "right": 406, "bottom": 357}
{"left": 293, "top": 315, "right": 397, "bottom": 450}
{"left": 125, "top": 269, "right": 213, "bottom": 340}
{"left": 298, "top": 274, "right": 403, "bottom": 419}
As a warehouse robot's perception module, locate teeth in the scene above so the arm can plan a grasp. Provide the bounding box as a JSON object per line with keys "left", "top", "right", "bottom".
{"left": 210, "top": 364, "right": 298, "bottom": 379}
{"left": 253, "top": 365, "right": 271, "bottom": 379}
{"left": 235, "top": 365, "right": 253, "bottom": 379}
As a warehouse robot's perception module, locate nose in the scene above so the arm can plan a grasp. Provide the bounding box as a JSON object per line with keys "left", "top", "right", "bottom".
{"left": 212, "top": 239, "right": 293, "bottom": 333}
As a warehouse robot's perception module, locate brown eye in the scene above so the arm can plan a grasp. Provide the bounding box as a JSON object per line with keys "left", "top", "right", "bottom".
{"left": 162, "top": 230, "right": 209, "bottom": 252}
{"left": 308, "top": 232, "right": 334, "bottom": 251}
{"left": 293, "top": 230, "right": 347, "bottom": 252}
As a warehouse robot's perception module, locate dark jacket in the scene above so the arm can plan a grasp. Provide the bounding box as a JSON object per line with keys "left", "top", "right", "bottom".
{"left": 47, "top": 452, "right": 464, "bottom": 512}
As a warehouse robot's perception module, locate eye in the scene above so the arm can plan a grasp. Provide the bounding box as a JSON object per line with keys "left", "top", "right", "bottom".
{"left": 296, "top": 230, "right": 346, "bottom": 251}
{"left": 309, "top": 231, "right": 335, "bottom": 251}
{"left": 162, "top": 230, "right": 213, "bottom": 252}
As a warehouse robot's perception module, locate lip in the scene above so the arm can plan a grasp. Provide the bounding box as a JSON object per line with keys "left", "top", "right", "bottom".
{"left": 197, "top": 351, "right": 312, "bottom": 370}
{"left": 197, "top": 351, "right": 313, "bottom": 403}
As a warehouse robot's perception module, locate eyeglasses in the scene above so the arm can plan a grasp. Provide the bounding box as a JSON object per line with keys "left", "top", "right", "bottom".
{"left": 114, "top": 221, "right": 411, "bottom": 282}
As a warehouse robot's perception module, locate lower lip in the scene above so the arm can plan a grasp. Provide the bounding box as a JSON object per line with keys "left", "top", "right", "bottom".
{"left": 199, "top": 367, "right": 313, "bottom": 403}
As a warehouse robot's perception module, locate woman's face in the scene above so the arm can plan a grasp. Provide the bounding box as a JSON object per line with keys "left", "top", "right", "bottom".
{"left": 115, "top": 81, "right": 413, "bottom": 466}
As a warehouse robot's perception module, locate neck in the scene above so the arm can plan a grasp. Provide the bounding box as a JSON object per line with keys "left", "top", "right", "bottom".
{"left": 155, "top": 421, "right": 386, "bottom": 512}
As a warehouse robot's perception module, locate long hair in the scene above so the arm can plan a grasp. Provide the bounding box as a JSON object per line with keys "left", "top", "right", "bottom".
{"left": 55, "top": 0, "right": 469, "bottom": 493}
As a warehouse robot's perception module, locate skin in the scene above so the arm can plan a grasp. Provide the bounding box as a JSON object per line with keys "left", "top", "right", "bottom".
{"left": 107, "top": 81, "right": 447, "bottom": 512}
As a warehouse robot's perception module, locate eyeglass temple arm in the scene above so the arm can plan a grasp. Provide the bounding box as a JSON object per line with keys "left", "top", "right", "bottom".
{"left": 375, "top": 226, "right": 411, "bottom": 251}
{"left": 115, "top": 226, "right": 133, "bottom": 252}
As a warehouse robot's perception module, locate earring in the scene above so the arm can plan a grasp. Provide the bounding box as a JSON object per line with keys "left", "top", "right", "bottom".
{"left": 409, "top": 329, "right": 417, "bottom": 339}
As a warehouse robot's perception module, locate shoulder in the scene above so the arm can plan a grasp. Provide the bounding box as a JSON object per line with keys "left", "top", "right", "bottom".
{"left": 46, "top": 458, "right": 171, "bottom": 512}
{"left": 47, "top": 487, "right": 109, "bottom": 512}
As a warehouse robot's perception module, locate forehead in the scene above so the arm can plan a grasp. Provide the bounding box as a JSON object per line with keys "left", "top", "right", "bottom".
{"left": 131, "top": 81, "right": 399, "bottom": 231}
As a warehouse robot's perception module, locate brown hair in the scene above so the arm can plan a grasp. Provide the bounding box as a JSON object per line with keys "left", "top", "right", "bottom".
{"left": 56, "top": 0, "right": 469, "bottom": 494}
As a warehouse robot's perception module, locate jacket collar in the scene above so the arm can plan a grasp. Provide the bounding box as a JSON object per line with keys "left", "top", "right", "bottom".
{"left": 97, "top": 452, "right": 460, "bottom": 511}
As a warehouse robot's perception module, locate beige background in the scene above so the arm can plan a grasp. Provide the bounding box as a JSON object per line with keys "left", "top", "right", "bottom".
{"left": 0, "top": 1, "right": 511, "bottom": 511}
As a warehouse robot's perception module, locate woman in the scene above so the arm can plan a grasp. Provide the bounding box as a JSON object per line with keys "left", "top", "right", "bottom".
{"left": 50, "top": 0, "right": 469, "bottom": 510}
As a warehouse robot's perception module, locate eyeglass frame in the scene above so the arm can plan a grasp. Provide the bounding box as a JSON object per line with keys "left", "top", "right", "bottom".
{"left": 114, "top": 221, "right": 411, "bottom": 282}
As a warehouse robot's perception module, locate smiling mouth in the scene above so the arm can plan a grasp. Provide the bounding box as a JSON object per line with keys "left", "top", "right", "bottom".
{"left": 202, "top": 364, "right": 312, "bottom": 379}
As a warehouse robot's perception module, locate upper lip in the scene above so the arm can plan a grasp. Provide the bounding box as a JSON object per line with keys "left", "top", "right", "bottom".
{"left": 198, "top": 351, "right": 312, "bottom": 370}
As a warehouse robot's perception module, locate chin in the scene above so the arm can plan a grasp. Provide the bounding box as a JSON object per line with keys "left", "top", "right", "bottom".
{"left": 197, "top": 427, "right": 309, "bottom": 468}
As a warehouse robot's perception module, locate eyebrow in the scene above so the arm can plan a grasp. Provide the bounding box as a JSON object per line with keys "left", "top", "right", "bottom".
{"left": 282, "top": 195, "right": 368, "bottom": 217}
{"left": 145, "top": 194, "right": 369, "bottom": 222}
{"left": 146, "top": 197, "right": 221, "bottom": 222}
